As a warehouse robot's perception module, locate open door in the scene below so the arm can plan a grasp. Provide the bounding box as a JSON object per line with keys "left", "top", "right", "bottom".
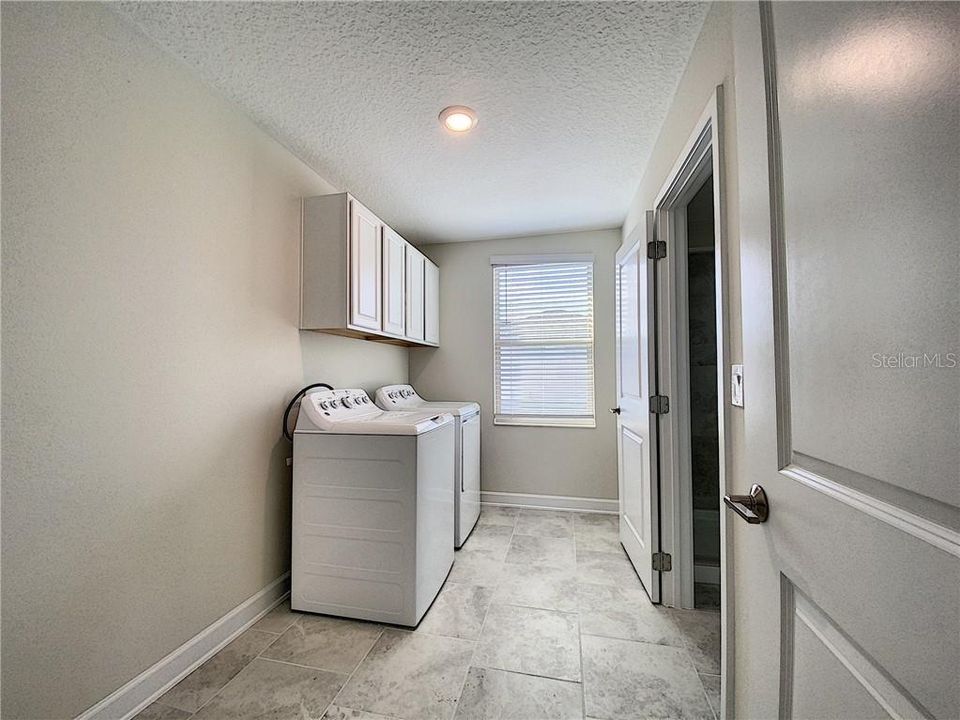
{"left": 732, "top": 3, "right": 959, "bottom": 718}
{"left": 615, "top": 211, "right": 661, "bottom": 602}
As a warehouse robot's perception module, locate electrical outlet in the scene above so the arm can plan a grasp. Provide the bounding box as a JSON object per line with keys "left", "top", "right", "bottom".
{"left": 731, "top": 364, "right": 744, "bottom": 407}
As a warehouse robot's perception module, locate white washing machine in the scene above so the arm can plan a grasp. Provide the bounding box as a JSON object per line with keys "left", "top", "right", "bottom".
{"left": 375, "top": 384, "right": 481, "bottom": 548}
{"left": 292, "top": 388, "right": 454, "bottom": 626}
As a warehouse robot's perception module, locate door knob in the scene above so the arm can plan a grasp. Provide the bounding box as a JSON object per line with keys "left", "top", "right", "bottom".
{"left": 724, "top": 484, "right": 769, "bottom": 524}
{"left": 610, "top": 407, "right": 621, "bottom": 414}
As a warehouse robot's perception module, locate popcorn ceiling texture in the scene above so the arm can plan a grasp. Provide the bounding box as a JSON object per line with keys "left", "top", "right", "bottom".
{"left": 113, "top": 1, "right": 709, "bottom": 243}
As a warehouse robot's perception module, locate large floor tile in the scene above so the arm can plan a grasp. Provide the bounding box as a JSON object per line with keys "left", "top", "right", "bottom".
{"left": 582, "top": 635, "right": 713, "bottom": 720}
{"left": 334, "top": 630, "right": 475, "bottom": 720}
{"left": 476, "top": 505, "right": 519, "bottom": 528}
{"left": 453, "top": 667, "right": 583, "bottom": 720}
{"left": 667, "top": 608, "right": 722, "bottom": 675}
{"left": 473, "top": 604, "right": 581, "bottom": 682}
{"left": 504, "top": 535, "right": 576, "bottom": 570}
{"left": 416, "top": 582, "right": 495, "bottom": 640}
{"left": 133, "top": 702, "right": 191, "bottom": 720}
{"left": 253, "top": 599, "right": 302, "bottom": 634}
{"left": 515, "top": 510, "right": 574, "bottom": 539}
{"left": 494, "top": 564, "right": 578, "bottom": 612}
{"left": 575, "top": 549, "right": 642, "bottom": 588}
{"left": 460, "top": 524, "right": 514, "bottom": 557}
{"left": 261, "top": 614, "right": 382, "bottom": 673}
{"left": 193, "top": 658, "right": 345, "bottom": 720}
{"left": 324, "top": 706, "right": 404, "bottom": 720}
{"left": 578, "top": 582, "right": 681, "bottom": 646}
{"left": 573, "top": 521, "right": 622, "bottom": 554}
{"left": 700, "top": 673, "right": 721, "bottom": 719}
{"left": 448, "top": 547, "right": 507, "bottom": 585}
{"left": 573, "top": 513, "right": 618, "bottom": 530}
{"left": 157, "top": 629, "right": 275, "bottom": 713}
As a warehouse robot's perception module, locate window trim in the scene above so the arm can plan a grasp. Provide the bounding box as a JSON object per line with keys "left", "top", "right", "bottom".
{"left": 490, "top": 253, "right": 597, "bottom": 429}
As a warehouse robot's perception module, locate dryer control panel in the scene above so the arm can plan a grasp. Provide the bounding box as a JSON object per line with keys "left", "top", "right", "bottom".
{"left": 377, "top": 384, "right": 422, "bottom": 407}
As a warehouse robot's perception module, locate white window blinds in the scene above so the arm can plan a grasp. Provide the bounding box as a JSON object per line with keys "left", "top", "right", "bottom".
{"left": 492, "top": 257, "right": 596, "bottom": 428}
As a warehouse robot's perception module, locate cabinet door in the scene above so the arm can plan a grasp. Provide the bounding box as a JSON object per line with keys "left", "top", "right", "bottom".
{"left": 405, "top": 247, "right": 425, "bottom": 342}
{"left": 382, "top": 227, "right": 406, "bottom": 337}
{"left": 424, "top": 259, "right": 440, "bottom": 345}
{"left": 349, "top": 199, "right": 382, "bottom": 331}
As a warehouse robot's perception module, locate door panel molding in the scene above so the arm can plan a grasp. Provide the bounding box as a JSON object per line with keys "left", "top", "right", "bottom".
{"left": 782, "top": 464, "right": 960, "bottom": 558}
{"left": 759, "top": 0, "right": 793, "bottom": 473}
{"left": 761, "top": 2, "right": 959, "bottom": 548}
{"left": 780, "top": 576, "right": 935, "bottom": 720}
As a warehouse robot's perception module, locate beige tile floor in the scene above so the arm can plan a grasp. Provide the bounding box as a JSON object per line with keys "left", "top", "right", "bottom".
{"left": 137, "top": 508, "right": 721, "bottom": 720}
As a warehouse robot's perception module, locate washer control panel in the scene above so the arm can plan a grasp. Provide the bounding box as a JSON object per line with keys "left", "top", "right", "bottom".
{"left": 377, "top": 384, "right": 422, "bottom": 407}
{"left": 302, "top": 388, "right": 378, "bottom": 429}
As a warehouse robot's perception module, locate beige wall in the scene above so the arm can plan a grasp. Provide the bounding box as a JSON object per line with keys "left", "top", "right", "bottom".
{"left": 0, "top": 4, "right": 407, "bottom": 717}
{"left": 622, "top": 1, "right": 743, "bottom": 499}
{"left": 409, "top": 229, "right": 621, "bottom": 502}
{"left": 620, "top": 4, "right": 741, "bottom": 714}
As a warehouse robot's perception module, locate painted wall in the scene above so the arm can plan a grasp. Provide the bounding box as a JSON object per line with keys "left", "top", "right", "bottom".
{"left": 409, "top": 229, "right": 621, "bottom": 502}
{"left": 0, "top": 4, "right": 407, "bottom": 717}
{"left": 619, "top": 3, "right": 741, "bottom": 711}
{"left": 620, "top": 1, "right": 742, "bottom": 456}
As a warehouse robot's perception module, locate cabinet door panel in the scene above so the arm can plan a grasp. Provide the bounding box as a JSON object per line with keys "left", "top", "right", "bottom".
{"left": 382, "top": 227, "right": 406, "bottom": 337}
{"left": 405, "top": 248, "right": 426, "bottom": 342}
{"left": 349, "top": 200, "right": 382, "bottom": 331}
{"left": 424, "top": 259, "right": 440, "bottom": 345}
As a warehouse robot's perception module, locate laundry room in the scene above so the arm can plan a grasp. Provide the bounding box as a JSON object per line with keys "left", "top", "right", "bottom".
{"left": 4, "top": 2, "right": 958, "bottom": 720}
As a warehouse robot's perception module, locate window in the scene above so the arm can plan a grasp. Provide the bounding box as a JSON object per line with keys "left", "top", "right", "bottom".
{"left": 492, "top": 255, "right": 596, "bottom": 428}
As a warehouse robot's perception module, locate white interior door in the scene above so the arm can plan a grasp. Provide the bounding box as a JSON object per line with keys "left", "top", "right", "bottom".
{"left": 382, "top": 227, "right": 406, "bottom": 337}
{"left": 615, "top": 211, "right": 660, "bottom": 602}
{"left": 732, "top": 3, "right": 959, "bottom": 718}
{"left": 349, "top": 199, "right": 382, "bottom": 331}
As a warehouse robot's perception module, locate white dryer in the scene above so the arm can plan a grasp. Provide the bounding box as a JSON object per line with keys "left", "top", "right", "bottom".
{"left": 375, "top": 384, "right": 481, "bottom": 548}
{"left": 292, "top": 388, "right": 454, "bottom": 626}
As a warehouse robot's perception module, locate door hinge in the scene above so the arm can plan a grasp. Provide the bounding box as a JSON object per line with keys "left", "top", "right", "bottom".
{"left": 653, "top": 552, "right": 672, "bottom": 572}
{"left": 647, "top": 240, "right": 666, "bottom": 260}
{"left": 649, "top": 395, "right": 670, "bottom": 414}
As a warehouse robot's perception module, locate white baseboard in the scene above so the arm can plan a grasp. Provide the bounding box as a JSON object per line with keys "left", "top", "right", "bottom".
{"left": 695, "top": 563, "right": 721, "bottom": 584}
{"left": 481, "top": 491, "right": 618, "bottom": 514}
{"left": 75, "top": 573, "right": 290, "bottom": 720}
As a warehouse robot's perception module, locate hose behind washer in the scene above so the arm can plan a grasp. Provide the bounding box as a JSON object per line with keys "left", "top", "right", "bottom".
{"left": 282, "top": 382, "right": 334, "bottom": 441}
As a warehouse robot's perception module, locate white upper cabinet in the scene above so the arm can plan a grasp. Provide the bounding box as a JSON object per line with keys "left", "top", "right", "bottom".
{"left": 382, "top": 226, "right": 406, "bottom": 337}
{"left": 300, "top": 193, "right": 438, "bottom": 347}
{"left": 424, "top": 258, "right": 440, "bottom": 346}
{"left": 349, "top": 199, "right": 382, "bottom": 332}
{"left": 405, "top": 246, "right": 426, "bottom": 343}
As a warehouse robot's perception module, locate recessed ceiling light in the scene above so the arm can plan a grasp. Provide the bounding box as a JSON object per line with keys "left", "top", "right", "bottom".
{"left": 439, "top": 105, "right": 478, "bottom": 134}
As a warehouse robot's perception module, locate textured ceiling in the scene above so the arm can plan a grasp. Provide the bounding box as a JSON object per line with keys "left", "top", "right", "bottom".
{"left": 114, "top": 2, "right": 708, "bottom": 243}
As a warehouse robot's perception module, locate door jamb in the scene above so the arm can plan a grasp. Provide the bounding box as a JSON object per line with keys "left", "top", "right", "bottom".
{"left": 652, "top": 86, "right": 733, "bottom": 714}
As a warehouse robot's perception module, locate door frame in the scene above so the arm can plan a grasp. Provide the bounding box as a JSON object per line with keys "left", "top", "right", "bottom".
{"left": 652, "top": 86, "right": 734, "bottom": 708}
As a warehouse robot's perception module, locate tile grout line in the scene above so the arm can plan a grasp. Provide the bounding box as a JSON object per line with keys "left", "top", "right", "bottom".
{"left": 698, "top": 671, "right": 722, "bottom": 720}
{"left": 575, "top": 513, "right": 588, "bottom": 719}
{"left": 322, "top": 625, "right": 386, "bottom": 718}
{"left": 254, "top": 655, "right": 353, "bottom": 675}
{"left": 185, "top": 633, "right": 278, "bottom": 716}
{"left": 449, "top": 511, "right": 518, "bottom": 719}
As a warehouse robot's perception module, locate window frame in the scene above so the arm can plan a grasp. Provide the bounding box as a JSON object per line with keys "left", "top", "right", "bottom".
{"left": 490, "top": 253, "right": 597, "bottom": 429}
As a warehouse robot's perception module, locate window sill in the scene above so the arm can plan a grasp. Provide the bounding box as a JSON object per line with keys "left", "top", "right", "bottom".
{"left": 494, "top": 415, "right": 596, "bottom": 429}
